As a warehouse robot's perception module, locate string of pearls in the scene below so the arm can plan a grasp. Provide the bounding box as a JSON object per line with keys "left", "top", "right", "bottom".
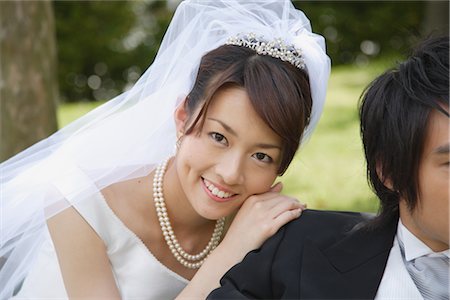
{"left": 153, "top": 158, "right": 226, "bottom": 269}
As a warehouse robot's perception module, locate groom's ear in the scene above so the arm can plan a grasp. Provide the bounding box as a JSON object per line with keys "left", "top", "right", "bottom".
{"left": 376, "top": 162, "right": 394, "bottom": 191}
{"left": 174, "top": 98, "right": 189, "bottom": 134}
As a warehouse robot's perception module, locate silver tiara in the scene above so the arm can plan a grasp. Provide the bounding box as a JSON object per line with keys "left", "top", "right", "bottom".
{"left": 226, "top": 32, "right": 305, "bottom": 69}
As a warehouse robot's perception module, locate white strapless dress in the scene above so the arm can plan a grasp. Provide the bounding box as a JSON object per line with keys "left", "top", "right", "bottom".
{"left": 13, "top": 192, "right": 189, "bottom": 299}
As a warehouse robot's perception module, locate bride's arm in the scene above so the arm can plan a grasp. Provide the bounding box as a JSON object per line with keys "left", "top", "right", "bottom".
{"left": 47, "top": 206, "right": 121, "bottom": 299}
{"left": 176, "top": 183, "right": 304, "bottom": 299}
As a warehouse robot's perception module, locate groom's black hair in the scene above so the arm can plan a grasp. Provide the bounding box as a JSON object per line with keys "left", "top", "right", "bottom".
{"left": 359, "top": 36, "right": 449, "bottom": 227}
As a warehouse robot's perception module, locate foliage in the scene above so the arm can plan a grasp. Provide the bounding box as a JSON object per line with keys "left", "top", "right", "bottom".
{"left": 294, "top": 1, "right": 424, "bottom": 65}
{"left": 53, "top": 0, "right": 173, "bottom": 102}
{"left": 53, "top": 1, "right": 429, "bottom": 102}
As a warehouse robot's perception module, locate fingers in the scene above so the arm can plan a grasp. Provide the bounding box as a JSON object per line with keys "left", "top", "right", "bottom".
{"left": 242, "top": 194, "right": 305, "bottom": 226}
{"left": 245, "top": 191, "right": 306, "bottom": 212}
{"left": 224, "top": 192, "right": 306, "bottom": 252}
{"left": 243, "top": 194, "right": 306, "bottom": 236}
{"left": 268, "top": 197, "right": 305, "bottom": 218}
{"left": 271, "top": 207, "right": 303, "bottom": 232}
{"left": 269, "top": 182, "right": 283, "bottom": 193}
{"left": 256, "top": 200, "right": 304, "bottom": 238}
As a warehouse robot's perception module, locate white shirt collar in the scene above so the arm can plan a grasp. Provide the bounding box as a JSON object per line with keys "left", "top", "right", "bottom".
{"left": 397, "top": 220, "right": 450, "bottom": 261}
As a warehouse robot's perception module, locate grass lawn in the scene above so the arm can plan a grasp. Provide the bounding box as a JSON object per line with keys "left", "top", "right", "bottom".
{"left": 58, "top": 57, "right": 402, "bottom": 213}
{"left": 282, "top": 57, "right": 402, "bottom": 213}
{"left": 57, "top": 101, "right": 106, "bottom": 126}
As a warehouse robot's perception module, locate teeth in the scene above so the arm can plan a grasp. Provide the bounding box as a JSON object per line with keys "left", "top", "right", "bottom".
{"left": 203, "top": 179, "right": 233, "bottom": 199}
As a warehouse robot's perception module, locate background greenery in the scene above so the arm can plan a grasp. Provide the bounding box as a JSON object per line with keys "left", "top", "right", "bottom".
{"left": 53, "top": 1, "right": 432, "bottom": 102}
{"left": 282, "top": 57, "right": 401, "bottom": 213}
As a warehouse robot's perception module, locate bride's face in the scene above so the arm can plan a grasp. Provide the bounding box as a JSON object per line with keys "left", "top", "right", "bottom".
{"left": 174, "top": 86, "right": 282, "bottom": 220}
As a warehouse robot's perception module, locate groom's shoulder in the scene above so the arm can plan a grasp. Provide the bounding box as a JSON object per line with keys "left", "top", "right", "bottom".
{"left": 297, "top": 209, "right": 371, "bottom": 224}
{"left": 282, "top": 209, "right": 373, "bottom": 240}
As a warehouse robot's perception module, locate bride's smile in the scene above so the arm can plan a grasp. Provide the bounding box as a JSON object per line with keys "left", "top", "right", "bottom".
{"left": 171, "top": 86, "right": 281, "bottom": 221}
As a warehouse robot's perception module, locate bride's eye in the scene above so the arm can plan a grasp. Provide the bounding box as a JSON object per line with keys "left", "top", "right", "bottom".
{"left": 209, "top": 132, "right": 228, "bottom": 146}
{"left": 252, "top": 152, "right": 273, "bottom": 163}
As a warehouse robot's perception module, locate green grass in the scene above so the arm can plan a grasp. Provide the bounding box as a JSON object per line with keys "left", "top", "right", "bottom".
{"left": 57, "top": 57, "right": 402, "bottom": 213}
{"left": 57, "top": 101, "right": 106, "bottom": 127}
{"left": 282, "top": 57, "right": 402, "bottom": 212}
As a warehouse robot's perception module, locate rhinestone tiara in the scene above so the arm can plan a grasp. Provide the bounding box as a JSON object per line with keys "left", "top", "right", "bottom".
{"left": 226, "top": 32, "right": 305, "bottom": 69}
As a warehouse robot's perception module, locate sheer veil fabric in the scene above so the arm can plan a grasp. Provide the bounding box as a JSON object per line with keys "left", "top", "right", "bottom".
{"left": 0, "top": 0, "right": 330, "bottom": 298}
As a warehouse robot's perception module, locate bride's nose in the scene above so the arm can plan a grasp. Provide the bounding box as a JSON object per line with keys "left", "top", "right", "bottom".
{"left": 215, "top": 152, "right": 245, "bottom": 186}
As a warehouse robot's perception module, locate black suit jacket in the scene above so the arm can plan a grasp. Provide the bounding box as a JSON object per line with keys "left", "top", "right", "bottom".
{"left": 209, "top": 209, "right": 398, "bottom": 299}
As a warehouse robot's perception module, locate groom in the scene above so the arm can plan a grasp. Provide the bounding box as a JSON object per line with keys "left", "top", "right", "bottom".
{"left": 208, "top": 36, "right": 449, "bottom": 299}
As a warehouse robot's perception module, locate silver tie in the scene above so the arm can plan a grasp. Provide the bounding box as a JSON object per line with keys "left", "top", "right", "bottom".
{"left": 399, "top": 239, "right": 450, "bottom": 300}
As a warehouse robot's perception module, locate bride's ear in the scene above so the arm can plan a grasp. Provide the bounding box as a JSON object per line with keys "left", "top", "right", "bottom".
{"left": 174, "top": 98, "right": 189, "bottom": 134}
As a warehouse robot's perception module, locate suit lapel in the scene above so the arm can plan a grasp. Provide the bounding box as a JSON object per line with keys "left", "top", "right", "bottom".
{"left": 299, "top": 218, "right": 397, "bottom": 299}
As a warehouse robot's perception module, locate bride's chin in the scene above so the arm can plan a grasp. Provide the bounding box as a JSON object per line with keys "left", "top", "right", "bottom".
{"left": 195, "top": 205, "right": 227, "bottom": 221}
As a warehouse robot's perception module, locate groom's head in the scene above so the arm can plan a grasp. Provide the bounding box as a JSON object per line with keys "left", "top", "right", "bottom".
{"left": 359, "top": 36, "right": 449, "bottom": 249}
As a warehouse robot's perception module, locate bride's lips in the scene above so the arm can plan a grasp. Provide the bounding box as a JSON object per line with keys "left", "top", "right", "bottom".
{"left": 201, "top": 178, "right": 238, "bottom": 203}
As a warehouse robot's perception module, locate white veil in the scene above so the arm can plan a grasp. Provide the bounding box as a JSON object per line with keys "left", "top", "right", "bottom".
{"left": 0, "top": 0, "right": 330, "bottom": 298}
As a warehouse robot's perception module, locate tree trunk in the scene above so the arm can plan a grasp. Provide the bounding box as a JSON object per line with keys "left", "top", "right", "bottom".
{"left": 0, "top": 0, "right": 59, "bottom": 162}
{"left": 422, "top": 1, "right": 449, "bottom": 36}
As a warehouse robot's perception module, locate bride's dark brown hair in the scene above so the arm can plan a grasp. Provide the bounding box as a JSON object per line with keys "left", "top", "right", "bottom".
{"left": 184, "top": 44, "right": 312, "bottom": 175}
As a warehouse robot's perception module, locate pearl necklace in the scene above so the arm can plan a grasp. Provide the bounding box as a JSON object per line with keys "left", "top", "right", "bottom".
{"left": 153, "top": 158, "right": 226, "bottom": 269}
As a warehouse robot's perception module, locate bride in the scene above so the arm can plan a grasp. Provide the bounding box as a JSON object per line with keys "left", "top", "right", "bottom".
{"left": 1, "top": 0, "right": 330, "bottom": 299}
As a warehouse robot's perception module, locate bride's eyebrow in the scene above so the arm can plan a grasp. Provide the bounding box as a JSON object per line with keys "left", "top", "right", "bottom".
{"left": 433, "top": 143, "right": 449, "bottom": 155}
{"left": 207, "top": 118, "right": 237, "bottom": 137}
{"left": 255, "top": 143, "right": 282, "bottom": 150}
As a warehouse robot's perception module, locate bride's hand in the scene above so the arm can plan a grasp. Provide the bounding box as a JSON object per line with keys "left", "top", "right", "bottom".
{"left": 176, "top": 183, "right": 305, "bottom": 299}
{"left": 220, "top": 182, "right": 306, "bottom": 259}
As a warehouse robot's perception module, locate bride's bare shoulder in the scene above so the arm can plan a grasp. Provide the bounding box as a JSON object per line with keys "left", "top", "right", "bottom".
{"left": 102, "top": 175, "right": 149, "bottom": 199}
{"left": 100, "top": 174, "right": 153, "bottom": 221}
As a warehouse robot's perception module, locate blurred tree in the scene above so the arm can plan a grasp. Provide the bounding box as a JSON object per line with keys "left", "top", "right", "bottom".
{"left": 53, "top": 0, "right": 173, "bottom": 102}
{"left": 423, "top": 1, "right": 449, "bottom": 36}
{"left": 53, "top": 1, "right": 443, "bottom": 103}
{"left": 53, "top": 1, "right": 135, "bottom": 102}
{"left": 1, "top": 1, "right": 59, "bottom": 162}
{"left": 294, "top": 1, "right": 425, "bottom": 65}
